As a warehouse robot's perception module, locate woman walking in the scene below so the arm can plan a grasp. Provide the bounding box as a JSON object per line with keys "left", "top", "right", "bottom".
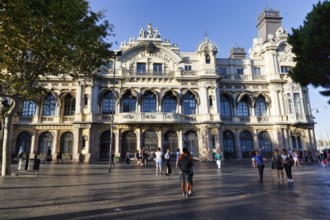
{"left": 281, "top": 149, "right": 294, "bottom": 183}
{"left": 165, "top": 149, "right": 172, "bottom": 176}
{"left": 272, "top": 149, "right": 284, "bottom": 182}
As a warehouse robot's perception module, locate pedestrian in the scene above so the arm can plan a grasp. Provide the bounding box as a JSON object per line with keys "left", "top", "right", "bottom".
{"left": 271, "top": 149, "right": 284, "bottom": 182}
{"left": 56, "top": 149, "right": 63, "bottom": 164}
{"left": 17, "top": 146, "right": 24, "bottom": 160}
{"left": 282, "top": 149, "right": 294, "bottom": 183}
{"left": 214, "top": 149, "right": 223, "bottom": 170}
{"left": 43, "top": 146, "right": 52, "bottom": 164}
{"left": 178, "top": 147, "right": 193, "bottom": 198}
{"left": 293, "top": 150, "right": 301, "bottom": 167}
{"left": 251, "top": 149, "right": 266, "bottom": 183}
{"left": 111, "top": 153, "right": 115, "bottom": 166}
{"left": 155, "top": 147, "right": 163, "bottom": 175}
{"left": 175, "top": 148, "right": 180, "bottom": 168}
{"left": 250, "top": 150, "right": 257, "bottom": 168}
{"left": 126, "top": 151, "right": 131, "bottom": 167}
{"left": 165, "top": 149, "right": 172, "bottom": 176}
{"left": 135, "top": 150, "right": 141, "bottom": 166}
{"left": 188, "top": 150, "right": 194, "bottom": 196}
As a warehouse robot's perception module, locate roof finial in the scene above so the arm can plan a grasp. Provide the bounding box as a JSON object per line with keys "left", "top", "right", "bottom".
{"left": 204, "top": 31, "right": 208, "bottom": 40}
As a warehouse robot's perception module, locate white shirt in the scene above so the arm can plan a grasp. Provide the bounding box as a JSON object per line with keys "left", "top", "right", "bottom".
{"left": 155, "top": 151, "right": 163, "bottom": 162}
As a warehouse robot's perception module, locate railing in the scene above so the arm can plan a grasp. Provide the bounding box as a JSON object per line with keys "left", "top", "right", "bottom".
{"left": 124, "top": 70, "right": 174, "bottom": 78}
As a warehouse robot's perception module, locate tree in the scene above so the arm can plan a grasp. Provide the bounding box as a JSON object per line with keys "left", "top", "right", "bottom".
{"left": 288, "top": 1, "right": 330, "bottom": 103}
{"left": 0, "top": 0, "right": 114, "bottom": 175}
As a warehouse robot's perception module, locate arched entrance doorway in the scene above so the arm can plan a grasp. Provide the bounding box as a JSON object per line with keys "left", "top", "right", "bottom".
{"left": 16, "top": 131, "right": 32, "bottom": 155}
{"left": 38, "top": 132, "right": 53, "bottom": 155}
{"left": 122, "top": 131, "right": 137, "bottom": 159}
{"left": 60, "top": 132, "right": 74, "bottom": 157}
{"left": 99, "top": 130, "right": 115, "bottom": 161}
{"left": 163, "top": 130, "right": 178, "bottom": 156}
{"left": 143, "top": 130, "right": 158, "bottom": 155}
{"left": 184, "top": 130, "right": 199, "bottom": 158}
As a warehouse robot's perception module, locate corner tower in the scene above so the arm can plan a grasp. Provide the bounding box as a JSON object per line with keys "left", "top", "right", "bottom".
{"left": 257, "top": 9, "right": 282, "bottom": 42}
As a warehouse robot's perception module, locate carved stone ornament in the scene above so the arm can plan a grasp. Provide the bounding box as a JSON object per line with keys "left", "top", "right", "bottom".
{"left": 146, "top": 42, "right": 156, "bottom": 53}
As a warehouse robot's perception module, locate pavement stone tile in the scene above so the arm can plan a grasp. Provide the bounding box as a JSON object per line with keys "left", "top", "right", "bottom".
{"left": 0, "top": 161, "right": 330, "bottom": 219}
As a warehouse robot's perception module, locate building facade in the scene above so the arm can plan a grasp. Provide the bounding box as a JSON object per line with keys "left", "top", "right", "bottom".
{"left": 1, "top": 9, "right": 317, "bottom": 162}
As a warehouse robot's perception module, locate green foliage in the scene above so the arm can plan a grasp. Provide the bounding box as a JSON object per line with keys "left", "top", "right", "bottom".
{"left": 288, "top": 1, "right": 330, "bottom": 103}
{"left": 0, "top": 0, "right": 113, "bottom": 101}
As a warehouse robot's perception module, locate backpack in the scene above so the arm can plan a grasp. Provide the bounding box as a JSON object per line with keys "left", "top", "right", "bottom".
{"left": 179, "top": 154, "right": 192, "bottom": 172}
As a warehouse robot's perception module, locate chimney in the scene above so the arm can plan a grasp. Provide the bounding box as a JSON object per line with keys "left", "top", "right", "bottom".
{"left": 257, "top": 9, "right": 282, "bottom": 42}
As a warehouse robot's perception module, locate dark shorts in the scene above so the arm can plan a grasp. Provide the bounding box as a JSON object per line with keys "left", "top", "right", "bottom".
{"left": 180, "top": 172, "right": 192, "bottom": 184}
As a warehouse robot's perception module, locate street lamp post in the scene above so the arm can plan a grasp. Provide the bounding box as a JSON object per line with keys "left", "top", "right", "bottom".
{"left": 109, "top": 51, "right": 122, "bottom": 173}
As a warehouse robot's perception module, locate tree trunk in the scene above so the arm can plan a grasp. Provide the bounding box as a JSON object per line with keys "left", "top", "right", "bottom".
{"left": 1, "top": 99, "right": 19, "bottom": 176}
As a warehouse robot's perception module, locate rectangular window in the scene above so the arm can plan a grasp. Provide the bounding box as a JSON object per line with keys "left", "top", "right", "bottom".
{"left": 136, "top": 62, "right": 146, "bottom": 74}
{"left": 293, "top": 93, "right": 302, "bottom": 114}
{"left": 280, "top": 66, "right": 291, "bottom": 73}
{"left": 219, "top": 68, "right": 226, "bottom": 75}
{"left": 153, "top": 63, "right": 162, "bottom": 74}
{"left": 253, "top": 67, "right": 261, "bottom": 75}
{"left": 184, "top": 65, "right": 192, "bottom": 71}
{"left": 209, "top": 97, "right": 213, "bottom": 107}
{"left": 237, "top": 68, "right": 244, "bottom": 75}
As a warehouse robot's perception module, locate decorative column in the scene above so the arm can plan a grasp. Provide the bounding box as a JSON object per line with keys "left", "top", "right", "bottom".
{"left": 214, "top": 86, "right": 221, "bottom": 121}
{"left": 52, "top": 130, "right": 59, "bottom": 160}
{"left": 158, "top": 130, "right": 163, "bottom": 150}
{"left": 235, "top": 130, "right": 242, "bottom": 159}
{"left": 115, "top": 128, "right": 120, "bottom": 156}
{"left": 199, "top": 86, "right": 209, "bottom": 120}
{"left": 75, "top": 83, "right": 83, "bottom": 121}
{"left": 178, "top": 130, "right": 183, "bottom": 151}
{"left": 72, "top": 126, "right": 81, "bottom": 162}
{"left": 30, "top": 132, "right": 37, "bottom": 158}
{"left": 137, "top": 128, "right": 141, "bottom": 150}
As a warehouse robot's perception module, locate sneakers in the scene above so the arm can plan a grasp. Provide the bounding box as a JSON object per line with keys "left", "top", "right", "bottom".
{"left": 182, "top": 192, "right": 186, "bottom": 197}
{"left": 188, "top": 190, "right": 192, "bottom": 195}
{"left": 289, "top": 179, "right": 293, "bottom": 183}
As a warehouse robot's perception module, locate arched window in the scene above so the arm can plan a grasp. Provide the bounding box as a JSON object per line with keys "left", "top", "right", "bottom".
{"left": 240, "top": 131, "right": 253, "bottom": 157}
{"left": 102, "top": 91, "right": 116, "bottom": 114}
{"left": 237, "top": 97, "right": 250, "bottom": 117}
{"left": 258, "top": 131, "right": 272, "bottom": 153}
{"left": 220, "top": 95, "right": 231, "bottom": 117}
{"left": 22, "top": 100, "right": 36, "bottom": 116}
{"left": 255, "top": 96, "right": 267, "bottom": 116}
{"left": 122, "top": 91, "right": 136, "bottom": 113}
{"left": 63, "top": 94, "right": 76, "bottom": 116}
{"left": 223, "top": 131, "right": 235, "bottom": 153}
{"left": 182, "top": 92, "right": 196, "bottom": 115}
{"left": 143, "top": 92, "right": 157, "bottom": 112}
{"left": 43, "top": 94, "right": 56, "bottom": 116}
{"left": 205, "top": 54, "right": 211, "bottom": 64}
{"left": 162, "top": 92, "right": 177, "bottom": 113}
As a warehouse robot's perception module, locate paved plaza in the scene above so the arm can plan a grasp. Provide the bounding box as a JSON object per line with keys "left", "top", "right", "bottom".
{"left": 0, "top": 160, "right": 330, "bottom": 220}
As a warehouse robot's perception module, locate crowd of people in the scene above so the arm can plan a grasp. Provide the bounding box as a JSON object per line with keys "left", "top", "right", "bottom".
{"left": 15, "top": 144, "right": 327, "bottom": 198}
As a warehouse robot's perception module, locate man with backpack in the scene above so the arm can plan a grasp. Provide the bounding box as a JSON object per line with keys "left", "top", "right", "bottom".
{"left": 178, "top": 147, "right": 193, "bottom": 198}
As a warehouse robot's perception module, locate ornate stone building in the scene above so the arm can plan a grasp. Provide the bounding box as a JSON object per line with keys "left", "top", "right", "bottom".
{"left": 1, "top": 9, "right": 316, "bottom": 162}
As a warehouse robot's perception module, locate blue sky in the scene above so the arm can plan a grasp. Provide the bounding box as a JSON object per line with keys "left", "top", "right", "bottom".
{"left": 89, "top": 0, "right": 330, "bottom": 141}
